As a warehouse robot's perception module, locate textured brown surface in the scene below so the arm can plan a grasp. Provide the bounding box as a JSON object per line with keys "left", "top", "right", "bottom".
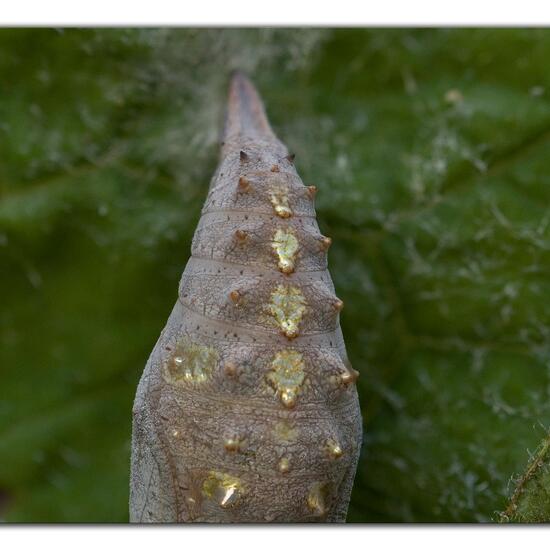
{"left": 129, "top": 72, "right": 362, "bottom": 523}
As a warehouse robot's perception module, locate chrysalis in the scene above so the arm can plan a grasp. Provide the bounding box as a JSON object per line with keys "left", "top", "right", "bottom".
{"left": 129, "top": 72, "right": 362, "bottom": 523}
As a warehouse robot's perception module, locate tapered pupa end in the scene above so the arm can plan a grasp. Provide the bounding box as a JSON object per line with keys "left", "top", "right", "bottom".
{"left": 222, "top": 71, "right": 278, "bottom": 145}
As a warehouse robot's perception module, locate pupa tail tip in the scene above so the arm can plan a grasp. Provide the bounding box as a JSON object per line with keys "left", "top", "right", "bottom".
{"left": 228, "top": 69, "right": 255, "bottom": 97}
{"left": 229, "top": 68, "right": 248, "bottom": 82}
{"left": 223, "top": 70, "right": 276, "bottom": 145}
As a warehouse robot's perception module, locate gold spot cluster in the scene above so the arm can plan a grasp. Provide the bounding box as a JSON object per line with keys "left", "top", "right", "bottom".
{"left": 272, "top": 420, "right": 299, "bottom": 443}
{"left": 269, "top": 188, "right": 292, "bottom": 218}
{"left": 202, "top": 471, "right": 244, "bottom": 508}
{"left": 266, "top": 349, "right": 306, "bottom": 408}
{"left": 164, "top": 337, "right": 218, "bottom": 385}
{"left": 266, "top": 284, "right": 306, "bottom": 338}
{"left": 307, "top": 482, "right": 330, "bottom": 517}
{"left": 271, "top": 228, "right": 299, "bottom": 274}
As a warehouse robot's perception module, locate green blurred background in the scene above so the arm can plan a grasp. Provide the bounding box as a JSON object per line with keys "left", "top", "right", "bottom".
{"left": 1, "top": 28, "right": 550, "bottom": 523}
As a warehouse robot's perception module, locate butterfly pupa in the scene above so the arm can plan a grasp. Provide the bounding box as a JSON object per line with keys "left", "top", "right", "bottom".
{"left": 129, "top": 71, "right": 362, "bottom": 523}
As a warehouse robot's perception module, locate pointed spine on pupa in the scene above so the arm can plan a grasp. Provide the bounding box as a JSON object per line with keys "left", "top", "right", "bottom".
{"left": 130, "top": 71, "right": 362, "bottom": 524}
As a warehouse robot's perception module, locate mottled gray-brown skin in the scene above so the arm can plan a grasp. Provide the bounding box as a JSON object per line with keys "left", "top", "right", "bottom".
{"left": 130, "top": 72, "right": 362, "bottom": 523}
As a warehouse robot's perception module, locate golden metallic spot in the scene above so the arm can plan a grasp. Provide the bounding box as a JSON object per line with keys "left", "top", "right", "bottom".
{"left": 307, "top": 185, "right": 317, "bottom": 199}
{"left": 172, "top": 429, "right": 179, "bottom": 438}
{"left": 267, "top": 285, "right": 307, "bottom": 339}
{"left": 341, "top": 368, "right": 359, "bottom": 385}
{"left": 202, "top": 471, "right": 244, "bottom": 508}
{"left": 269, "top": 189, "right": 292, "bottom": 218}
{"left": 272, "top": 228, "right": 299, "bottom": 274}
{"left": 278, "top": 457, "right": 290, "bottom": 474}
{"left": 307, "top": 482, "right": 329, "bottom": 517}
{"left": 271, "top": 164, "right": 280, "bottom": 172}
{"left": 235, "top": 229, "right": 248, "bottom": 242}
{"left": 282, "top": 392, "right": 296, "bottom": 408}
{"left": 224, "top": 361, "right": 237, "bottom": 377}
{"left": 229, "top": 290, "right": 241, "bottom": 304}
{"left": 320, "top": 236, "right": 332, "bottom": 250}
{"left": 272, "top": 420, "right": 298, "bottom": 443}
{"left": 224, "top": 436, "right": 241, "bottom": 452}
{"left": 333, "top": 298, "right": 344, "bottom": 312}
{"left": 266, "top": 349, "right": 306, "bottom": 408}
{"left": 238, "top": 176, "right": 251, "bottom": 192}
{"left": 164, "top": 338, "right": 218, "bottom": 385}
{"left": 326, "top": 439, "right": 343, "bottom": 459}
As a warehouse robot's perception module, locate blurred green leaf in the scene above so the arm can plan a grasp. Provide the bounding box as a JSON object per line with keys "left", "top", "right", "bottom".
{"left": 1, "top": 28, "right": 550, "bottom": 522}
